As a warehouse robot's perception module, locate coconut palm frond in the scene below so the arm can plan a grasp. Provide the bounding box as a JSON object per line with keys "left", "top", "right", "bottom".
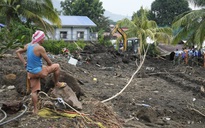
{"left": 0, "top": 0, "right": 61, "bottom": 32}
{"left": 39, "top": 1, "right": 61, "bottom": 27}
{"left": 117, "top": 7, "right": 172, "bottom": 54}
{"left": 173, "top": 9, "right": 205, "bottom": 28}
{"left": 21, "top": 9, "right": 53, "bottom": 33}
{"left": 147, "top": 20, "right": 157, "bottom": 29}
{"left": 118, "top": 18, "right": 133, "bottom": 27}
{"left": 194, "top": 21, "right": 205, "bottom": 47}
{"left": 34, "top": 19, "right": 54, "bottom": 34}
{"left": 172, "top": 11, "right": 192, "bottom": 23}
{"left": 155, "top": 32, "right": 172, "bottom": 44}
{"left": 156, "top": 27, "right": 173, "bottom": 35}
{"left": 24, "top": 0, "right": 61, "bottom": 27}
{"left": 145, "top": 29, "right": 155, "bottom": 39}
{"left": 126, "top": 28, "right": 138, "bottom": 37}
{"left": 172, "top": 27, "right": 190, "bottom": 45}
{"left": 172, "top": 7, "right": 205, "bottom": 49}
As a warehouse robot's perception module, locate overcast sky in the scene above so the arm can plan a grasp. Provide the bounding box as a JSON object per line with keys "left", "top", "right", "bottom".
{"left": 100, "top": 0, "right": 199, "bottom": 16}
{"left": 100, "top": 0, "right": 154, "bottom": 16}
{"left": 53, "top": 0, "right": 200, "bottom": 16}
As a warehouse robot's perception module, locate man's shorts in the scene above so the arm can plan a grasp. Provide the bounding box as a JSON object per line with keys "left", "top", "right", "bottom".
{"left": 27, "top": 64, "right": 60, "bottom": 93}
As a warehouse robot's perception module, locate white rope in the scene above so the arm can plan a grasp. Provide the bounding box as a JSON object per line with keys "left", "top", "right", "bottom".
{"left": 38, "top": 91, "right": 84, "bottom": 116}
{"left": 0, "top": 107, "right": 7, "bottom": 123}
{"left": 0, "top": 104, "right": 27, "bottom": 126}
{"left": 101, "top": 44, "right": 150, "bottom": 103}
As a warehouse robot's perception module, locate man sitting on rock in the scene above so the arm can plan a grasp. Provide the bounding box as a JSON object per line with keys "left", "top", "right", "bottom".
{"left": 16, "top": 30, "right": 67, "bottom": 114}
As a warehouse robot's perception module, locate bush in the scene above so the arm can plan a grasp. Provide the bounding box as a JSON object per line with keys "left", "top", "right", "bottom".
{"left": 146, "top": 44, "right": 160, "bottom": 57}
{"left": 42, "top": 40, "right": 87, "bottom": 55}
{"left": 0, "top": 22, "right": 33, "bottom": 55}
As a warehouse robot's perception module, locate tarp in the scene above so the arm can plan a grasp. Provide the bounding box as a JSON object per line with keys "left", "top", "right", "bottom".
{"left": 0, "top": 23, "right": 5, "bottom": 27}
{"left": 38, "top": 108, "right": 80, "bottom": 118}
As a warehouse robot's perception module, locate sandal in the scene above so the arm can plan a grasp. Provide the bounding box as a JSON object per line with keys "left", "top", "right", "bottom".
{"left": 56, "top": 82, "right": 67, "bottom": 88}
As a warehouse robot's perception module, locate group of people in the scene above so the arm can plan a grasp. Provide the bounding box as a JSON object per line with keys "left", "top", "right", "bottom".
{"left": 172, "top": 47, "right": 205, "bottom": 67}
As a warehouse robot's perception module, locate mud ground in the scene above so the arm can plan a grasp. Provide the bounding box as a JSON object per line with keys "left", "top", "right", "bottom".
{"left": 1, "top": 44, "right": 205, "bottom": 128}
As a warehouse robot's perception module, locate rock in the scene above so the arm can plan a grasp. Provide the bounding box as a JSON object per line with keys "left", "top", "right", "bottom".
{"left": 7, "top": 85, "right": 15, "bottom": 90}
{"left": 50, "top": 85, "right": 82, "bottom": 110}
{"left": 2, "top": 73, "right": 16, "bottom": 85}
{"left": 44, "top": 70, "right": 85, "bottom": 98}
{"left": 15, "top": 71, "right": 29, "bottom": 95}
{"left": 15, "top": 70, "right": 84, "bottom": 99}
{"left": 122, "top": 57, "right": 130, "bottom": 64}
{"left": 137, "top": 107, "right": 157, "bottom": 123}
{"left": 2, "top": 54, "right": 13, "bottom": 58}
{"left": 2, "top": 100, "right": 23, "bottom": 114}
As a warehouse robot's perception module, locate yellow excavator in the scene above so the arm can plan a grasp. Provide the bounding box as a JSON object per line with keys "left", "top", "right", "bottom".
{"left": 111, "top": 25, "right": 127, "bottom": 51}
{"left": 111, "top": 25, "right": 140, "bottom": 54}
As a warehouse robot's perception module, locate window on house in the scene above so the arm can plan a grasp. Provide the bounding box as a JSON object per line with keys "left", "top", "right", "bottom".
{"left": 77, "top": 31, "right": 84, "bottom": 39}
{"left": 60, "top": 31, "right": 67, "bottom": 39}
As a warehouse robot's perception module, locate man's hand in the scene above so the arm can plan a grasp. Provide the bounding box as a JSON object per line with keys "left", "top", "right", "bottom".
{"left": 24, "top": 62, "right": 27, "bottom": 68}
{"left": 16, "top": 45, "right": 28, "bottom": 67}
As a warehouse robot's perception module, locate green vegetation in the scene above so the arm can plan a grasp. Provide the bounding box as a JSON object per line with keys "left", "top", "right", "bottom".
{"left": 0, "top": 0, "right": 61, "bottom": 33}
{"left": 0, "top": 0, "right": 61, "bottom": 55}
{"left": 98, "top": 30, "right": 112, "bottom": 47}
{"left": 0, "top": 22, "right": 33, "bottom": 55}
{"left": 172, "top": 0, "right": 205, "bottom": 48}
{"left": 146, "top": 44, "right": 161, "bottom": 57}
{"left": 118, "top": 7, "right": 172, "bottom": 55}
{"left": 149, "top": 0, "right": 190, "bottom": 27}
{"left": 42, "top": 40, "right": 87, "bottom": 55}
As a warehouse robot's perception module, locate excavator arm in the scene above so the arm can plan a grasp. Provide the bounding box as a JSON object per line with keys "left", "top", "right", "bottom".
{"left": 112, "top": 25, "right": 127, "bottom": 51}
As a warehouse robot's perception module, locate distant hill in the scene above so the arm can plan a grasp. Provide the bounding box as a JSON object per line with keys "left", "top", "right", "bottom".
{"left": 52, "top": 0, "right": 130, "bottom": 22}
{"left": 104, "top": 10, "right": 131, "bottom": 22}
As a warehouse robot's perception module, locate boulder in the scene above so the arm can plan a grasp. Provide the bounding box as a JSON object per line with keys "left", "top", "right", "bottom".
{"left": 15, "top": 70, "right": 84, "bottom": 99}
{"left": 50, "top": 85, "right": 82, "bottom": 110}
{"left": 2, "top": 73, "right": 16, "bottom": 85}
{"left": 1, "top": 100, "right": 23, "bottom": 114}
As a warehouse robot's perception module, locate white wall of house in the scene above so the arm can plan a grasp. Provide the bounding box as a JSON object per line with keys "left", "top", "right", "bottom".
{"left": 50, "top": 27, "right": 95, "bottom": 41}
{"left": 54, "top": 28, "right": 71, "bottom": 40}
{"left": 73, "top": 28, "right": 88, "bottom": 40}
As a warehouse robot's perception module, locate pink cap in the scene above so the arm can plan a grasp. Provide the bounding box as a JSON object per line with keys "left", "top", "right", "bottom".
{"left": 32, "top": 30, "right": 45, "bottom": 44}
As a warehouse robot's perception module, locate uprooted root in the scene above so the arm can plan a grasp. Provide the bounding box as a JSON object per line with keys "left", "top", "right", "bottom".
{"left": 89, "top": 101, "right": 123, "bottom": 128}
{"left": 24, "top": 96, "right": 123, "bottom": 128}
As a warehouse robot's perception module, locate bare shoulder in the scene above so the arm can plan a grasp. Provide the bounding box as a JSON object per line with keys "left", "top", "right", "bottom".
{"left": 16, "top": 44, "right": 29, "bottom": 53}
{"left": 36, "top": 45, "right": 45, "bottom": 51}
{"left": 35, "top": 45, "right": 46, "bottom": 56}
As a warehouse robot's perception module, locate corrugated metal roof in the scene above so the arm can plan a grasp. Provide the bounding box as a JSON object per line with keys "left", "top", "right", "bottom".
{"left": 59, "top": 16, "right": 96, "bottom": 27}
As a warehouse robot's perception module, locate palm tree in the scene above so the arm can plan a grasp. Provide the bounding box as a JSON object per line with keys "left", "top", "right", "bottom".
{"left": 117, "top": 7, "right": 172, "bottom": 54}
{"left": 0, "top": 0, "right": 61, "bottom": 33}
{"left": 172, "top": 0, "right": 205, "bottom": 48}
